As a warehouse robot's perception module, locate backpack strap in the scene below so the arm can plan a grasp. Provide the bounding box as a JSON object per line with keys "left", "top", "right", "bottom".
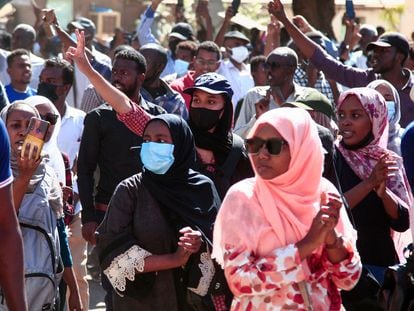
{"left": 219, "top": 134, "right": 244, "bottom": 181}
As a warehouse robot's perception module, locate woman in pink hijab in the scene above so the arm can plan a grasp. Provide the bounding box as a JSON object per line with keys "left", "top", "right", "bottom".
{"left": 212, "top": 108, "right": 361, "bottom": 310}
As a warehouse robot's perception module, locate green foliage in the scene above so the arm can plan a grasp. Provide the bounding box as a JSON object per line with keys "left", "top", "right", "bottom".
{"left": 380, "top": 5, "right": 405, "bottom": 31}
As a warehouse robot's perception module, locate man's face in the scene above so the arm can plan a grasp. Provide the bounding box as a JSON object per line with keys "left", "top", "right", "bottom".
{"left": 175, "top": 48, "right": 193, "bottom": 63}
{"left": 11, "top": 29, "right": 32, "bottom": 50}
{"left": 265, "top": 54, "right": 295, "bottom": 87}
{"left": 111, "top": 58, "right": 142, "bottom": 98}
{"left": 370, "top": 46, "right": 401, "bottom": 74}
{"left": 7, "top": 55, "right": 32, "bottom": 85}
{"left": 39, "top": 67, "right": 70, "bottom": 101}
{"left": 224, "top": 37, "right": 245, "bottom": 50}
{"left": 193, "top": 49, "right": 220, "bottom": 78}
{"left": 251, "top": 62, "right": 267, "bottom": 86}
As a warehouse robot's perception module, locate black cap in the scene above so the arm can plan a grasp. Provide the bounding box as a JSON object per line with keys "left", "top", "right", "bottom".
{"left": 366, "top": 32, "right": 409, "bottom": 57}
{"left": 184, "top": 72, "right": 233, "bottom": 101}
{"left": 224, "top": 30, "right": 250, "bottom": 44}
{"left": 169, "top": 23, "right": 194, "bottom": 41}
{"left": 69, "top": 17, "right": 96, "bottom": 34}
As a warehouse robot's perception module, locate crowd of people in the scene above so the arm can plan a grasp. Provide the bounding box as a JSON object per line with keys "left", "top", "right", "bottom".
{"left": 0, "top": 0, "right": 414, "bottom": 310}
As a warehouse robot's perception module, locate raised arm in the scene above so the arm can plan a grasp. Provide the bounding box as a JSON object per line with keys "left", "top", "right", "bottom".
{"left": 268, "top": 0, "right": 317, "bottom": 60}
{"left": 66, "top": 30, "right": 133, "bottom": 114}
{"left": 214, "top": 7, "right": 234, "bottom": 47}
{"left": 137, "top": 0, "right": 162, "bottom": 46}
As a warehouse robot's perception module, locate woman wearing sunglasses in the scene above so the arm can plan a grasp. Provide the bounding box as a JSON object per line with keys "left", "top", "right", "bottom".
{"left": 212, "top": 107, "right": 361, "bottom": 310}
{"left": 334, "top": 88, "right": 412, "bottom": 286}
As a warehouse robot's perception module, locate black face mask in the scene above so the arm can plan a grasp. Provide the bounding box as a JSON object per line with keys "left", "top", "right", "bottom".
{"left": 37, "top": 82, "right": 59, "bottom": 103}
{"left": 190, "top": 107, "right": 223, "bottom": 131}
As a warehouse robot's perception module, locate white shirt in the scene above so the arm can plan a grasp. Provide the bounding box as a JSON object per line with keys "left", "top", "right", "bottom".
{"left": 218, "top": 59, "right": 254, "bottom": 108}
{"left": 58, "top": 105, "right": 85, "bottom": 169}
{"left": 234, "top": 84, "right": 312, "bottom": 138}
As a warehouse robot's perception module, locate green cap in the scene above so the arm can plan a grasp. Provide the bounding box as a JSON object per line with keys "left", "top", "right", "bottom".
{"left": 283, "top": 89, "right": 334, "bottom": 118}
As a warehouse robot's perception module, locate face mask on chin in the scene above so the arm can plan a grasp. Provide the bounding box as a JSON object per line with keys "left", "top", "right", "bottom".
{"left": 37, "top": 82, "right": 59, "bottom": 103}
{"left": 140, "top": 142, "right": 175, "bottom": 174}
{"left": 230, "top": 46, "right": 249, "bottom": 64}
{"left": 190, "top": 107, "right": 223, "bottom": 131}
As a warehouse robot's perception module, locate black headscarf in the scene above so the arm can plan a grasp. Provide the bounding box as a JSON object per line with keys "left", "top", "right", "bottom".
{"left": 141, "top": 114, "right": 220, "bottom": 238}
{"left": 189, "top": 94, "right": 233, "bottom": 166}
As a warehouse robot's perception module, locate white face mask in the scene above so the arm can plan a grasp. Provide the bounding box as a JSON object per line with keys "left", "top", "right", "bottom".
{"left": 230, "top": 46, "right": 249, "bottom": 64}
{"left": 385, "top": 100, "right": 396, "bottom": 122}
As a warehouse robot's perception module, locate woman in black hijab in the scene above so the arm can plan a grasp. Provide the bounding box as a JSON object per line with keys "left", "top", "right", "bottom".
{"left": 96, "top": 114, "right": 220, "bottom": 311}
{"left": 184, "top": 72, "right": 254, "bottom": 199}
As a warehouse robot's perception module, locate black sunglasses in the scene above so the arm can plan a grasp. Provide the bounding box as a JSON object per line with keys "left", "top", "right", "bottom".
{"left": 264, "top": 62, "right": 295, "bottom": 70}
{"left": 245, "top": 137, "right": 287, "bottom": 155}
{"left": 40, "top": 113, "right": 59, "bottom": 125}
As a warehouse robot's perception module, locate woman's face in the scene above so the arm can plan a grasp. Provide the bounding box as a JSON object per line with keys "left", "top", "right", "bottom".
{"left": 191, "top": 89, "right": 225, "bottom": 111}
{"left": 35, "top": 103, "right": 56, "bottom": 142}
{"left": 143, "top": 120, "right": 173, "bottom": 144}
{"left": 6, "top": 106, "right": 37, "bottom": 157}
{"left": 375, "top": 84, "right": 394, "bottom": 101}
{"left": 250, "top": 124, "right": 291, "bottom": 180}
{"left": 337, "top": 95, "right": 372, "bottom": 146}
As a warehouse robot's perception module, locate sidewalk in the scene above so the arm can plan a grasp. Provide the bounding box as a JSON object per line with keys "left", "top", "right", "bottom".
{"left": 88, "top": 278, "right": 106, "bottom": 311}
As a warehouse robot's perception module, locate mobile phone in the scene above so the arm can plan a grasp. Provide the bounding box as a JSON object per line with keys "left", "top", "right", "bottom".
{"left": 345, "top": 0, "right": 355, "bottom": 20}
{"left": 21, "top": 117, "right": 50, "bottom": 160}
{"left": 231, "top": 0, "right": 240, "bottom": 15}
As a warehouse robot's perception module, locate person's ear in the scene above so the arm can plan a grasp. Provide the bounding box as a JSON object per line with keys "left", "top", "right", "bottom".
{"left": 137, "top": 72, "right": 146, "bottom": 84}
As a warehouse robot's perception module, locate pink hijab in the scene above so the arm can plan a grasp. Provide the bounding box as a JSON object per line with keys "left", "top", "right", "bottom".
{"left": 212, "top": 108, "right": 355, "bottom": 264}
{"left": 336, "top": 88, "right": 412, "bottom": 209}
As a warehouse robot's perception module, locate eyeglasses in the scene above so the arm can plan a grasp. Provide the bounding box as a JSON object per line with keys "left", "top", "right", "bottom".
{"left": 40, "top": 113, "right": 59, "bottom": 125}
{"left": 264, "top": 62, "right": 295, "bottom": 70}
{"left": 245, "top": 137, "right": 287, "bottom": 155}
{"left": 195, "top": 58, "right": 219, "bottom": 66}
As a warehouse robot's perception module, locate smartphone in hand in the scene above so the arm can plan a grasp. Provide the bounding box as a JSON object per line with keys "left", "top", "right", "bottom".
{"left": 231, "top": 0, "right": 240, "bottom": 15}
{"left": 345, "top": 0, "right": 355, "bottom": 20}
{"left": 21, "top": 117, "right": 50, "bottom": 160}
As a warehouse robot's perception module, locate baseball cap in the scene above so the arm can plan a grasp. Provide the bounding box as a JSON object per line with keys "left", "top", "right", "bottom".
{"left": 169, "top": 23, "right": 194, "bottom": 41}
{"left": 366, "top": 32, "right": 409, "bottom": 57}
{"left": 183, "top": 72, "right": 234, "bottom": 101}
{"left": 283, "top": 89, "right": 334, "bottom": 118}
{"left": 224, "top": 30, "right": 250, "bottom": 44}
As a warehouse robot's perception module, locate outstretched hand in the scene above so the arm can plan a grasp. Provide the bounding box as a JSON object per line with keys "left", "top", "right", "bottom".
{"left": 65, "top": 30, "right": 91, "bottom": 74}
{"left": 268, "top": 0, "right": 288, "bottom": 22}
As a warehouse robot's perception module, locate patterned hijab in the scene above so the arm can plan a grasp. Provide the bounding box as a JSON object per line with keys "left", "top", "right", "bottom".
{"left": 336, "top": 87, "right": 412, "bottom": 209}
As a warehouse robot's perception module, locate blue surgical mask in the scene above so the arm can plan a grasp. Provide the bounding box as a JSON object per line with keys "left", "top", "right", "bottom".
{"left": 385, "top": 101, "right": 396, "bottom": 122}
{"left": 174, "top": 59, "right": 189, "bottom": 77}
{"left": 140, "top": 142, "right": 175, "bottom": 174}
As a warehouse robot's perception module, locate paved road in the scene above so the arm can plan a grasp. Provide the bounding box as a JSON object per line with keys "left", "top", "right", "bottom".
{"left": 88, "top": 278, "right": 106, "bottom": 311}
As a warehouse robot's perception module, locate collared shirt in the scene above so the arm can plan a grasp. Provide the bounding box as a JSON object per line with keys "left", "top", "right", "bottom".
{"left": 5, "top": 84, "right": 37, "bottom": 102}
{"left": 170, "top": 71, "right": 196, "bottom": 110}
{"left": 141, "top": 79, "right": 188, "bottom": 119}
{"left": 234, "top": 84, "right": 314, "bottom": 138}
{"left": 218, "top": 59, "right": 254, "bottom": 108}
{"left": 58, "top": 105, "right": 86, "bottom": 169}
{"left": 311, "top": 46, "right": 414, "bottom": 127}
{"left": 80, "top": 84, "right": 105, "bottom": 113}
{"left": 78, "top": 97, "right": 165, "bottom": 224}
{"left": 293, "top": 67, "right": 335, "bottom": 104}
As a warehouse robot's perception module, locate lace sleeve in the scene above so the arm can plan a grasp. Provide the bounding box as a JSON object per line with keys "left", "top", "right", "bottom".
{"left": 103, "top": 244, "right": 152, "bottom": 294}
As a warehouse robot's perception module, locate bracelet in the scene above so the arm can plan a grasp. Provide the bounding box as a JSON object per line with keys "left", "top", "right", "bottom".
{"left": 325, "top": 236, "right": 343, "bottom": 250}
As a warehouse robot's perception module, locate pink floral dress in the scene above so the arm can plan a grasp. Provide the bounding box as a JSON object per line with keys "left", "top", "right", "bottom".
{"left": 223, "top": 242, "right": 361, "bottom": 311}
